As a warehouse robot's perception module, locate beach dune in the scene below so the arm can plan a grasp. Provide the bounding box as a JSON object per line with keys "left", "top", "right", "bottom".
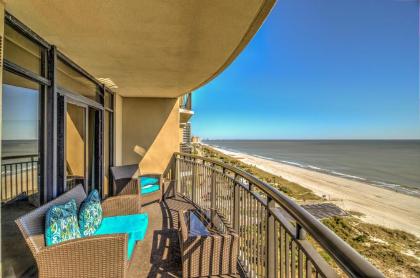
{"left": 213, "top": 147, "right": 420, "bottom": 237}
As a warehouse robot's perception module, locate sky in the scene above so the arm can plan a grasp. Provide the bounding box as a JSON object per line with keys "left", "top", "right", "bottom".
{"left": 2, "top": 85, "right": 39, "bottom": 140}
{"left": 192, "top": 0, "right": 420, "bottom": 140}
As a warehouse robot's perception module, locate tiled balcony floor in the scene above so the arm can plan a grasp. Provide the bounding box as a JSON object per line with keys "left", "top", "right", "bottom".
{"left": 129, "top": 196, "right": 243, "bottom": 277}
{"left": 1, "top": 201, "right": 37, "bottom": 278}
{"left": 128, "top": 197, "right": 194, "bottom": 277}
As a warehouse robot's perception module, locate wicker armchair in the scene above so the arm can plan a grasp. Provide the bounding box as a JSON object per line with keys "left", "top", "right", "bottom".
{"left": 178, "top": 210, "right": 239, "bottom": 278}
{"left": 15, "top": 185, "right": 142, "bottom": 278}
{"left": 138, "top": 173, "right": 162, "bottom": 204}
{"left": 110, "top": 165, "right": 162, "bottom": 205}
{"left": 110, "top": 164, "right": 139, "bottom": 196}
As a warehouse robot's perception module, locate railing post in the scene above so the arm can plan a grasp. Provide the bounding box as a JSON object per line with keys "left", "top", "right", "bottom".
{"left": 266, "top": 197, "right": 276, "bottom": 278}
{"left": 296, "top": 223, "right": 306, "bottom": 240}
{"left": 296, "top": 223, "right": 306, "bottom": 278}
{"left": 191, "top": 160, "right": 197, "bottom": 203}
{"left": 233, "top": 174, "right": 240, "bottom": 232}
{"left": 176, "top": 155, "right": 180, "bottom": 194}
{"left": 210, "top": 165, "right": 216, "bottom": 218}
{"left": 167, "top": 155, "right": 176, "bottom": 198}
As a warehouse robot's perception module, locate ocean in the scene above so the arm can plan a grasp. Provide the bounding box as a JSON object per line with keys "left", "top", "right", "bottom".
{"left": 2, "top": 140, "right": 38, "bottom": 158}
{"left": 204, "top": 140, "right": 420, "bottom": 197}
{"left": 1, "top": 140, "right": 39, "bottom": 175}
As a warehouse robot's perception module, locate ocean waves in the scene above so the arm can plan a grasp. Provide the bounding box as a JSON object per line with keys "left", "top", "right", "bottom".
{"left": 205, "top": 140, "right": 420, "bottom": 198}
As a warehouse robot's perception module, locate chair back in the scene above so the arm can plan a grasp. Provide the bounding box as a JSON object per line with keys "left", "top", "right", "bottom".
{"left": 110, "top": 164, "right": 138, "bottom": 180}
{"left": 110, "top": 165, "right": 139, "bottom": 195}
{"left": 15, "top": 185, "right": 87, "bottom": 254}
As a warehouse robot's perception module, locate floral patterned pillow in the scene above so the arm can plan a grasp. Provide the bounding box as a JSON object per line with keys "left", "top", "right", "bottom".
{"left": 45, "top": 199, "right": 81, "bottom": 246}
{"left": 79, "top": 189, "right": 103, "bottom": 237}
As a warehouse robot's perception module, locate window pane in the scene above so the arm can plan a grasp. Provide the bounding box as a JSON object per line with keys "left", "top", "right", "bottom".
{"left": 65, "top": 103, "right": 86, "bottom": 190}
{"left": 4, "top": 24, "right": 42, "bottom": 75}
{"left": 57, "top": 59, "right": 99, "bottom": 101}
{"left": 104, "top": 92, "right": 113, "bottom": 109}
{"left": 1, "top": 71, "right": 40, "bottom": 203}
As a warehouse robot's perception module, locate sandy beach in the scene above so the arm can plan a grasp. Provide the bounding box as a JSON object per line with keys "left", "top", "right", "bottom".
{"left": 212, "top": 146, "right": 420, "bottom": 238}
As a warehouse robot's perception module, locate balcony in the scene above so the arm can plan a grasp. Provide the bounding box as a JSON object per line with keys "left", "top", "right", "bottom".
{"left": 179, "top": 92, "right": 194, "bottom": 124}
{"left": 136, "top": 153, "right": 383, "bottom": 277}
{"left": 1, "top": 154, "right": 39, "bottom": 204}
{"left": 3, "top": 151, "right": 383, "bottom": 277}
{"left": 167, "top": 153, "right": 383, "bottom": 277}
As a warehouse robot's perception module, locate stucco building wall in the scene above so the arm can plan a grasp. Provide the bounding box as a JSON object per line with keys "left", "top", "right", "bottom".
{"left": 120, "top": 97, "right": 180, "bottom": 174}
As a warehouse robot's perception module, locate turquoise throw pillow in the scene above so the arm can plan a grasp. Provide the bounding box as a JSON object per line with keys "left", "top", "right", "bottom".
{"left": 45, "top": 199, "right": 81, "bottom": 246}
{"left": 79, "top": 189, "right": 103, "bottom": 237}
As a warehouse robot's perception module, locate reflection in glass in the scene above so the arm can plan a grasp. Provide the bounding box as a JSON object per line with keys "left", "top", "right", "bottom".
{"left": 65, "top": 103, "right": 86, "bottom": 190}
{"left": 104, "top": 92, "right": 113, "bottom": 109}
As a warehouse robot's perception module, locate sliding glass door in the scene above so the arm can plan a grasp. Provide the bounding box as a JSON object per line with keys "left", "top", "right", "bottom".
{"left": 65, "top": 101, "right": 87, "bottom": 190}
{"left": 2, "top": 11, "right": 115, "bottom": 277}
{"left": 64, "top": 99, "right": 102, "bottom": 193}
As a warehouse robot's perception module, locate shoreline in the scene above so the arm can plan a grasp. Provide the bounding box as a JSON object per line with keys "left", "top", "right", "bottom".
{"left": 208, "top": 145, "right": 420, "bottom": 237}
{"left": 209, "top": 145, "right": 420, "bottom": 198}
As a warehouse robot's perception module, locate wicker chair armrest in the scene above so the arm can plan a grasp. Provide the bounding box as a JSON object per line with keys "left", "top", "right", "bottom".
{"left": 102, "top": 194, "right": 142, "bottom": 217}
{"left": 37, "top": 234, "right": 128, "bottom": 278}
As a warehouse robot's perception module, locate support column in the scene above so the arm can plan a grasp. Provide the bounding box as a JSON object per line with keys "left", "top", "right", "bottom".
{"left": 0, "top": 2, "right": 5, "bottom": 204}
{"left": 44, "top": 45, "right": 58, "bottom": 201}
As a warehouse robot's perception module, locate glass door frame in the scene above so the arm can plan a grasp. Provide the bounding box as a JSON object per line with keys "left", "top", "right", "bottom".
{"left": 57, "top": 87, "right": 104, "bottom": 195}
{"left": 63, "top": 97, "right": 89, "bottom": 192}
{"left": 4, "top": 11, "right": 114, "bottom": 203}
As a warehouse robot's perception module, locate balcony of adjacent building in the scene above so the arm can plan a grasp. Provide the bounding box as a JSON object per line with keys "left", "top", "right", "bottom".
{"left": 179, "top": 92, "right": 194, "bottom": 124}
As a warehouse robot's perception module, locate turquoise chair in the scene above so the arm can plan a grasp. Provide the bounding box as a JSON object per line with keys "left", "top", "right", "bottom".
{"left": 138, "top": 174, "right": 162, "bottom": 204}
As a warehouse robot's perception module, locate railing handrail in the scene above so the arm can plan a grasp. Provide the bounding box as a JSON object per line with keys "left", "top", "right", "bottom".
{"left": 2, "top": 154, "right": 38, "bottom": 160}
{"left": 175, "top": 152, "right": 384, "bottom": 278}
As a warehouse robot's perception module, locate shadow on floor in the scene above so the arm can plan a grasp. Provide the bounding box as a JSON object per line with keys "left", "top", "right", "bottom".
{"left": 144, "top": 197, "right": 195, "bottom": 278}
{"left": 143, "top": 197, "right": 244, "bottom": 278}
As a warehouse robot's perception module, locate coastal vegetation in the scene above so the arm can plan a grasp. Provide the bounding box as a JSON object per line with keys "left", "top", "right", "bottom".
{"left": 198, "top": 144, "right": 420, "bottom": 278}
{"left": 323, "top": 216, "right": 420, "bottom": 278}
{"left": 199, "top": 145, "right": 321, "bottom": 201}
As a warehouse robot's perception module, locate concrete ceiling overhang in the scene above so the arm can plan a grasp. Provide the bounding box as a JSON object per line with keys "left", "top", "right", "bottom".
{"left": 5, "top": 0, "right": 276, "bottom": 98}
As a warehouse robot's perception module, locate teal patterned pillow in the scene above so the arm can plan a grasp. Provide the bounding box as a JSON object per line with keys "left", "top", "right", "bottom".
{"left": 45, "top": 199, "right": 81, "bottom": 246}
{"left": 79, "top": 189, "right": 103, "bottom": 237}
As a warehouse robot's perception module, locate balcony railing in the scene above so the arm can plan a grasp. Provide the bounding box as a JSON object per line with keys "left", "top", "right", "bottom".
{"left": 179, "top": 92, "right": 192, "bottom": 110}
{"left": 180, "top": 143, "right": 193, "bottom": 154}
{"left": 1, "top": 154, "right": 39, "bottom": 203}
{"left": 172, "top": 153, "right": 383, "bottom": 278}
